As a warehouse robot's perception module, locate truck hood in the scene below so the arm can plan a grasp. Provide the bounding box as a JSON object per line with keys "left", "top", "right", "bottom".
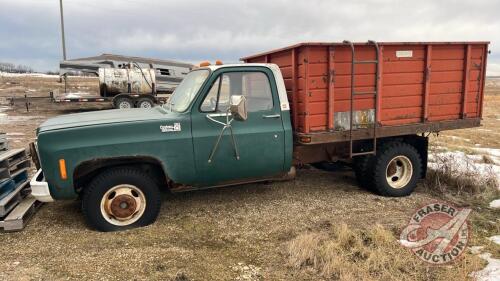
{"left": 38, "top": 107, "right": 169, "bottom": 133}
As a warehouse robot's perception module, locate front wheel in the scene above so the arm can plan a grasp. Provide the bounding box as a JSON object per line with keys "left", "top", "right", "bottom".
{"left": 82, "top": 167, "right": 161, "bottom": 231}
{"left": 113, "top": 96, "right": 134, "bottom": 109}
{"left": 371, "top": 142, "right": 422, "bottom": 197}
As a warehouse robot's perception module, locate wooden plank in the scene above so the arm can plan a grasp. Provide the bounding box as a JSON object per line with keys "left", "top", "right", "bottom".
{"left": 0, "top": 142, "right": 8, "bottom": 150}
{"left": 477, "top": 46, "right": 488, "bottom": 117}
{"left": 423, "top": 45, "right": 432, "bottom": 122}
{"left": 0, "top": 167, "right": 9, "bottom": 181}
{"left": 0, "top": 148, "right": 26, "bottom": 162}
{"left": 0, "top": 179, "right": 15, "bottom": 199}
{"left": 0, "top": 180, "right": 29, "bottom": 217}
{"left": 10, "top": 167, "right": 29, "bottom": 182}
{"left": 9, "top": 158, "right": 31, "bottom": 174}
{"left": 2, "top": 195, "right": 42, "bottom": 232}
{"left": 376, "top": 45, "right": 384, "bottom": 126}
{"left": 7, "top": 154, "right": 29, "bottom": 167}
{"left": 304, "top": 47, "right": 311, "bottom": 133}
{"left": 327, "top": 46, "right": 335, "bottom": 130}
{"left": 291, "top": 48, "right": 298, "bottom": 128}
{"left": 461, "top": 45, "right": 471, "bottom": 118}
{"left": 295, "top": 118, "right": 481, "bottom": 144}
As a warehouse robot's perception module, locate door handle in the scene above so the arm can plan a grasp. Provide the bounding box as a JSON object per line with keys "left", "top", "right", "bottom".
{"left": 262, "top": 114, "right": 281, "bottom": 119}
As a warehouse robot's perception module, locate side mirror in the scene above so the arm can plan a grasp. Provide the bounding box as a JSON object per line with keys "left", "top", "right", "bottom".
{"left": 229, "top": 95, "right": 247, "bottom": 121}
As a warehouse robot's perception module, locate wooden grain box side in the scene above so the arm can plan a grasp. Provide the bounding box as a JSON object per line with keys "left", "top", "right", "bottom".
{"left": 243, "top": 41, "right": 488, "bottom": 135}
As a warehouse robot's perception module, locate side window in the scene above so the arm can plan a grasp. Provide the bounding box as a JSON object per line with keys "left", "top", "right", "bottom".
{"left": 200, "top": 75, "right": 230, "bottom": 112}
{"left": 200, "top": 77, "right": 220, "bottom": 112}
{"left": 242, "top": 72, "right": 273, "bottom": 112}
{"left": 200, "top": 71, "right": 273, "bottom": 113}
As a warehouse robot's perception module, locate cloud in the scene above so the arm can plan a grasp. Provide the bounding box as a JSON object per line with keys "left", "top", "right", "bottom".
{"left": 0, "top": 0, "right": 498, "bottom": 73}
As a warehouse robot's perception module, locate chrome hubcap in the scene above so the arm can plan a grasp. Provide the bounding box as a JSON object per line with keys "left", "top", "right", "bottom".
{"left": 139, "top": 101, "right": 152, "bottom": 108}
{"left": 100, "top": 184, "right": 146, "bottom": 226}
{"left": 119, "top": 101, "right": 131, "bottom": 109}
{"left": 386, "top": 156, "right": 413, "bottom": 189}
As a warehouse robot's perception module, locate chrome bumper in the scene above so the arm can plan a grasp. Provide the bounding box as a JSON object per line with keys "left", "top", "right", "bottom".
{"left": 30, "top": 169, "right": 54, "bottom": 202}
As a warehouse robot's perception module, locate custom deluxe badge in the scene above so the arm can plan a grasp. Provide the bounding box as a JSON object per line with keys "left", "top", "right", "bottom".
{"left": 160, "top": 123, "right": 181, "bottom": 133}
{"left": 400, "top": 202, "right": 471, "bottom": 264}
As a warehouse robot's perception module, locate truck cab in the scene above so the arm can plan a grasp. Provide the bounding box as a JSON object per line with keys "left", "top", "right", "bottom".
{"left": 31, "top": 63, "right": 295, "bottom": 231}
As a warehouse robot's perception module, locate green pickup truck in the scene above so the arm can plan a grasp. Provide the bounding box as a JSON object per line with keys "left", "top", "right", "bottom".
{"left": 30, "top": 63, "right": 433, "bottom": 231}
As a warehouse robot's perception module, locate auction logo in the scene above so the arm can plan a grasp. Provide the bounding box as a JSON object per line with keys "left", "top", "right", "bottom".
{"left": 400, "top": 202, "right": 471, "bottom": 264}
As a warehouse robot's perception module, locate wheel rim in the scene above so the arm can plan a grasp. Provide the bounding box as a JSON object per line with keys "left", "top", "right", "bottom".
{"left": 100, "top": 184, "right": 146, "bottom": 226}
{"left": 385, "top": 155, "right": 413, "bottom": 189}
{"left": 119, "top": 101, "right": 131, "bottom": 109}
{"left": 139, "top": 101, "right": 152, "bottom": 108}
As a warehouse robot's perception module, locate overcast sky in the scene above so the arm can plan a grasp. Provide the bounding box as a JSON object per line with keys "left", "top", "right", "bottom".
{"left": 0, "top": 0, "right": 499, "bottom": 74}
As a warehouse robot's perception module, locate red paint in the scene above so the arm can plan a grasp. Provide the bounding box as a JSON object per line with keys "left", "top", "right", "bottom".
{"left": 242, "top": 42, "right": 489, "bottom": 134}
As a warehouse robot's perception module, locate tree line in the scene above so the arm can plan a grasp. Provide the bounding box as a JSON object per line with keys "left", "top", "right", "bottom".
{"left": 0, "top": 62, "right": 34, "bottom": 73}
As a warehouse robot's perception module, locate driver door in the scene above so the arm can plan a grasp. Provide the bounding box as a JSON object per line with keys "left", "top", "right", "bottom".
{"left": 191, "top": 67, "right": 286, "bottom": 186}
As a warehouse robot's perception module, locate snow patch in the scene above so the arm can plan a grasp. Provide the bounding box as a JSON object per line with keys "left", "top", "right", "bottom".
{"left": 470, "top": 246, "right": 484, "bottom": 255}
{"left": 0, "top": 115, "right": 43, "bottom": 124}
{"left": 0, "top": 72, "right": 95, "bottom": 79}
{"left": 428, "top": 151, "right": 500, "bottom": 189}
{"left": 474, "top": 148, "right": 500, "bottom": 158}
{"left": 471, "top": 253, "right": 500, "bottom": 281}
{"left": 488, "top": 236, "right": 500, "bottom": 246}
{"left": 6, "top": 132, "right": 24, "bottom": 136}
{"left": 0, "top": 71, "right": 59, "bottom": 78}
{"left": 63, "top": 92, "right": 94, "bottom": 99}
{"left": 489, "top": 199, "right": 500, "bottom": 209}
{"left": 447, "top": 135, "right": 471, "bottom": 142}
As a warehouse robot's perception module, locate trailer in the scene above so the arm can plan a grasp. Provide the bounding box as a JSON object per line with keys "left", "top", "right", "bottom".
{"left": 55, "top": 54, "right": 194, "bottom": 109}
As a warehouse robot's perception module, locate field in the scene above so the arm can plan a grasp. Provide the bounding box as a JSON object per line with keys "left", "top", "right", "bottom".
{"left": 0, "top": 74, "right": 499, "bottom": 280}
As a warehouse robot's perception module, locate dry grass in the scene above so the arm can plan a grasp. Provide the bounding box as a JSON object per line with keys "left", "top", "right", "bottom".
{"left": 287, "top": 224, "right": 485, "bottom": 281}
{"left": 482, "top": 155, "right": 495, "bottom": 165}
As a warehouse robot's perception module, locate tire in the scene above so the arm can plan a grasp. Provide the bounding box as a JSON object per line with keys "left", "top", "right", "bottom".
{"left": 136, "top": 97, "right": 155, "bottom": 109}
{"left": 353, "top": 155, "right": 375, "bottom": 190}
{"left": 113, "top": 96, "right": 134, "bottom": 109}
{"left": 82, "top": 167, "right": 161, "bottom": 232}
{"left": 370, "top": 142, "right": 422, "bottom": 197}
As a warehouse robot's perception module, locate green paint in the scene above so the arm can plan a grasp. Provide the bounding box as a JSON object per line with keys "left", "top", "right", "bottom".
{"left": 36, "top": 66, "right": 293, "bottom": 200}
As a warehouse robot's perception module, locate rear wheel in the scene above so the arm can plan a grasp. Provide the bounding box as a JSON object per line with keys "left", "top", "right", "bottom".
{"left": 82, "top": 167, "right": 161, "bottom": 232}
{"left": 371, "top": 142, "right": 422, "bottom": 197}
{"left": 136, "top": 97, "right": 155, "bottom": 109}
{"left": 113, "top": 96, "right": 134, "bottom": 109}
{"left": 353, "top": 155, "right": 375, "bottom": 190}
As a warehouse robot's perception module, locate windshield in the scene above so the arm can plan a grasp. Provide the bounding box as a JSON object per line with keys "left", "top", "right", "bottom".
{"left": 167, "top": 69, "right": 209, "bottom": 112}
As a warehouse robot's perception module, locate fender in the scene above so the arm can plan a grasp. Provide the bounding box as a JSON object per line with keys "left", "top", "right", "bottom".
{"left": 73, "top": 155, "right": 170, "bottom": 193}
